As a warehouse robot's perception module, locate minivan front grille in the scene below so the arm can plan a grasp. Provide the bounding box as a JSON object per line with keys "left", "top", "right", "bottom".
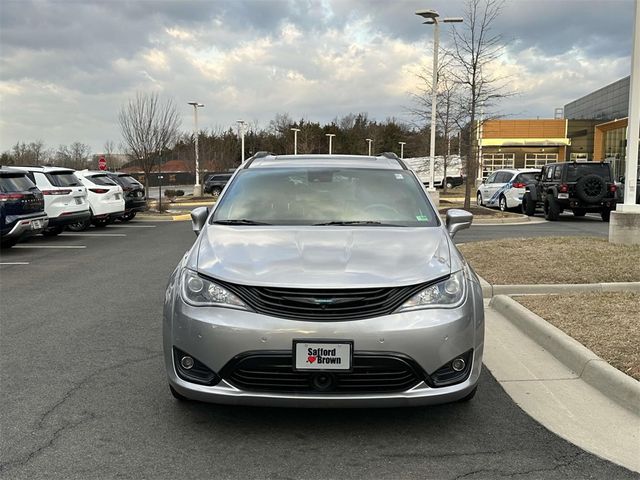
{"left": 222, "top": 352, "right": 424, "bottom": 394}
{"left": 216, "top": 278, "right": 442, "bottom": 321}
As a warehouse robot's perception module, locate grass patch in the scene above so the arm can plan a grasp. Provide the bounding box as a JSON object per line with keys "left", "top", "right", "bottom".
{"left": 515, "top": 293, "right": 640, "bottom": 380}
{"left": 458, "top": 237, "right": 640, "bottom": 284}
{"left": 439, "top": 201, "right": 520, "bottom": 218}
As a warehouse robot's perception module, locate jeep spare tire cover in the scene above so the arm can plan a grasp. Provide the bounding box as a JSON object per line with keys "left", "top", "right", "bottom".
{"left": 575, "top": 174, "right": 606, "bottom": 203}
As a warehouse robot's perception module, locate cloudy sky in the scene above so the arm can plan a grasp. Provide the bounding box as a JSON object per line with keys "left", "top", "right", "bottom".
{"left": 0, "top": 0, "right": 635, "bottom": 154}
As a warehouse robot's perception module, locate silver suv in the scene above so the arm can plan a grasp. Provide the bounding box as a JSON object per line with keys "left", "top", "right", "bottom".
{"left": 163, "top": 153, "right": 484, "bottom": 407}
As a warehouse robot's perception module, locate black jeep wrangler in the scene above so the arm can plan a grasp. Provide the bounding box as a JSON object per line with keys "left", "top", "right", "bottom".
{"left": 521, "top": 162, "right": 617, "bottom": 222}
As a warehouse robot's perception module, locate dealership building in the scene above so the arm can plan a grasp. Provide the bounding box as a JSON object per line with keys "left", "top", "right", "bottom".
{"left": 477, "top": 75, "right": 636, "bottom": 180}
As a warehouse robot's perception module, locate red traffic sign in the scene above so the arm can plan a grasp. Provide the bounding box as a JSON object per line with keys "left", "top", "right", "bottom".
{"left": 98, "top": 157, "right": 107, "bottom": 171}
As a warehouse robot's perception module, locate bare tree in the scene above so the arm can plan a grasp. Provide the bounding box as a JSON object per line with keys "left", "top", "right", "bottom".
{"left": 450, "top": 0, "right": 513, "bottom": 208}
{"left": 118, "top": 92, "right": 181, "bottom": 193}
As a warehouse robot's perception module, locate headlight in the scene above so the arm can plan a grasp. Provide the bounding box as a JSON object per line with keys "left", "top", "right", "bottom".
{"left": 397, "top": 270, "right": 465, "bottom": 312}
{"left": 181, "top": 269, "right": 248, "bottom": 309}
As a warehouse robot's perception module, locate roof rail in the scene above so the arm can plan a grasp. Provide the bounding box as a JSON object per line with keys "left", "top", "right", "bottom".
{"left": 243, "top": 151, "right": 275, "bottom": 168}
{"left": 380, "top": 152, "right": 408, "bottom": 170}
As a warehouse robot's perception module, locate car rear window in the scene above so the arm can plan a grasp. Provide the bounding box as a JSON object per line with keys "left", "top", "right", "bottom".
{"left": 46, "top": 171, "right": 81, "bottom": 187}
{"left": 514, "top": 172, "right": 538, "bottom": 184}
{"left": 117, "top": 175, "right": 142, "bottom": 187}
{"left": 565, "top": 163, "right": 611, "bottom": 182}
{"left": 0, "top": 174, "right": 35, "bottom": 192}
{"left": 87, "top": 174, "right": 118, "bottom": 186}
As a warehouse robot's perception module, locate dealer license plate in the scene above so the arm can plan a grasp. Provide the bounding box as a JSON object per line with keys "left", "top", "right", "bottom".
{"left": 30, "top": 219, "right": 43, "bottom": 230}
{"left": 293, "top": 341, "right": 352, "bottom": 371}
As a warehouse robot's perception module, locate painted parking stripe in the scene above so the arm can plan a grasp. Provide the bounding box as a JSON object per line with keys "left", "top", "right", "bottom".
{"left": 110, "top": 225, "right": 157, "bottom": 228}
{"left": 0, "top": 262, "right": 30, "bottom": 265}
{"left": 13, "top": 245, "right": 87, "bottom": 249}
{"left": 61, "top": 233, "right": 127, "bottom": 237}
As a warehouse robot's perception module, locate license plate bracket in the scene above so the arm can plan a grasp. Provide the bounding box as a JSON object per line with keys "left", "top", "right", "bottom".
{"left": 293, "top": 340, "right": 353, "bottom": 371}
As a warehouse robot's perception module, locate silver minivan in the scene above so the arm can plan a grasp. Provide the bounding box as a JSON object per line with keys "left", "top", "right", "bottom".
{"left": 163, "top": 153, "right": 484, "bottom": 407}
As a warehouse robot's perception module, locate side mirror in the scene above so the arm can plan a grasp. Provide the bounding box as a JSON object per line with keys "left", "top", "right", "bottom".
{"left": 191, "top": 206, "right": 209, "bottom": 236}
{"left": 446, "top": 209, "right": 473, "bottom": 238}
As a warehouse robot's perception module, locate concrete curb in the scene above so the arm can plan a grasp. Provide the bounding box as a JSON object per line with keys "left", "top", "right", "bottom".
{"left": 490, "top": 294, "right": 640, "bottom": 416}
{"left": 478, "top": 275, "right": 640, "bottom": 298}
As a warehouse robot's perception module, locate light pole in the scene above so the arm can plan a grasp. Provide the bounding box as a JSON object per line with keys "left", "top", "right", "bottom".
{"left": 366, "top": 138, "right": 373, "bottom": 156}
{"left": 326, "top": 133, "right": 336, "bottom": 155}
{"left": 188, "top": 101, "right": 204, "bottom": 196}
{"left": 237, "top": 120, "right": 246, "bottom": 162}
{"left": 291, "top": 128, "right": 301, "bottom": 154}
{"left": 399, "top": 142, "right": 406, "bottom": 159}
{"left": 416, "top": 9, "right": 463, "bottom": 203}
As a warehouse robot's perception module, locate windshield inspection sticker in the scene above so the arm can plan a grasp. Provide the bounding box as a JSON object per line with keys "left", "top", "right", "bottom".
{"left": 395, "top": 173, "right": 404, "bottom": 179}
{"left": 416, "top": 215, "right": 429, "bottom": 221}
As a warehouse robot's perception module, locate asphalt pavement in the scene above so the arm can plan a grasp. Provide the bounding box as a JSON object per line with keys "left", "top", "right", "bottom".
{"left": 0, "top": 220, "right": 635, "bottom": 479}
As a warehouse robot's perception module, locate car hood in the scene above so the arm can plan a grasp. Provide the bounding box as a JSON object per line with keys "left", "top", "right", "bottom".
{"left": 195, "top": 225, "right": 453, "bottom": 288}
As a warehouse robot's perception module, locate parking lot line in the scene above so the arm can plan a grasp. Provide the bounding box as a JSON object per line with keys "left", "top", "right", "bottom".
{"left": 13, "top": 245, "right": 86, "bottom": 249}
{"left": 61, "top": 233, "right": 127, "bottom": 237}
{"left": 111, "top": 225, "right": 157, "bottom": 228}
{"left": 0, "top": 262, "right": 30, "bottom": 265}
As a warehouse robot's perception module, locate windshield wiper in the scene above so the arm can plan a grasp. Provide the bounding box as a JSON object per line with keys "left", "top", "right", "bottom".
{"left": 212, "top": 219, "right": 272, "bottom": 225}
{"left": 312, "top": 220, "right": 406, "bottom": 227}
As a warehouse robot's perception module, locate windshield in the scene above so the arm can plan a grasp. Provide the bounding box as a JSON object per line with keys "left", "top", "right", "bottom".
{"left": 212, "top": 167, "right": 438, "bottom": 227}
{"left": 86, "top": 174, "right": 118, "bottom": 186}
{"left": 117, "top": 175, "right": 142, "bottom": 187}
{"left": 0, "top": 174, "right": 35, "bottom": 192}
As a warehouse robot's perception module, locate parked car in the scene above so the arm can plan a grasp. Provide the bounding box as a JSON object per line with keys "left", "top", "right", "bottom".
{"left": 164, "top": 152, "right": 484, "bottom": 407}
{"left": 11, "top": 166, "right": 90, "bottom": 236}
{"left": 476, "top": 168, "right": 540, "bottom": 211}
{"left": 203, "top": 173, "right": 232, "bottom": 197}
{"left": 0, "top": 166, "right": 48, "bottom": 248}
{"left": 69, "top": 170, "right": 125, "bottom": 230}
{"left": 104, "top": 172, "right": 147, "bottom": 221}
{"left": 522, "top": 161, "right": 617, "bottom": 221}
{"left": 617, "top": 175, "right": 640, "bottom": 205}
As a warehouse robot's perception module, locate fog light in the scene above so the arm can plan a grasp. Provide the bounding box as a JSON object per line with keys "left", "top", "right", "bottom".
{"left": 180, "top": 356, "right": 195, "bottom": 370}
{"left": 451, "top": 358, "right": 466, "bottom": 372}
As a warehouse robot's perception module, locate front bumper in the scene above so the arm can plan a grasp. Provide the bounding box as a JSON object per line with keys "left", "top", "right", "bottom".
{"left": 163, "top": 279, "right": 484, "bottom": 407}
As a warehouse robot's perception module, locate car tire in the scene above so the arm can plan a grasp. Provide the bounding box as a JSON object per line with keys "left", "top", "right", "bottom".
{"left": 458, "top": 386, "right": 477, "bottom": 402}
{"left": 169, "top": 385, "right": 190, "bottom": 402}
{"left": 211, "top": 187, "right": 222, "bottom": 198}
{"left": 120, "top": 211, "right": 136, "bottom": 222}
{"left": 522, "top": 193, "right": 536, "bottom": 216}
{"left": 92, "top": 219, "right": 109, "bottom": 228}
{"left": 601, "top": 207, "right": 612, "bottom": 222}
{"left": 544, "top": 196, "right": 561, "bottom": 221}
{"left": 572, "top": 208, "right": 587, "bottom": 217}
{"left": 476, "top": 192, "right": 484, "bottom": 207}
{"left": 0, "top": 238, "right": 17, "bottom": 248}
{"left": 499, "top": 195, "right": 508, "bottom": 212}
{"left": 67, "top": 218, "right": 91, "bottom": 232}
{"left": 42, "top": 226, "right": 65, "bottom": 236}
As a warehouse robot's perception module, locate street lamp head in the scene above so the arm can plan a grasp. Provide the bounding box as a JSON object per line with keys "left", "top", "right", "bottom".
{"left": 416, "top": 9, "right": 439, "bottom": 20}
{"left": 188, "top": 101, "right": 204, "bottom": 107}
{"left": 443, "top": 17, "right": 464, "bottom": 23}
{"left": 291, "top": 128, "right": 301, "bottom": 132}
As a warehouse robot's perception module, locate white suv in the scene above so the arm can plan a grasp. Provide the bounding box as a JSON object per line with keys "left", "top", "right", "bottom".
{"left": 71, "top": 170, "right": 125, "bottom": 230}
{"left": 476, "top": 169, "right": 540, "bottom": 211}
{"left": 11, "top": 166, "right": 90, "bottom": 236}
